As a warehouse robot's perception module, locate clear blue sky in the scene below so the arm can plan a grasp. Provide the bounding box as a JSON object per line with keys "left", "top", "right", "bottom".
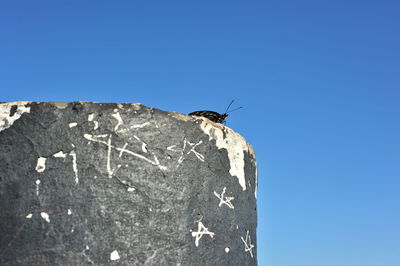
{"left": 1, "top": 1, "right": 399, "bottom": 265}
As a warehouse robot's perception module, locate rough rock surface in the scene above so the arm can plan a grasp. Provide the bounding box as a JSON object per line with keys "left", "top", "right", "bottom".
{"left": 0, "top": 102, "right": 257, "bottom": 265}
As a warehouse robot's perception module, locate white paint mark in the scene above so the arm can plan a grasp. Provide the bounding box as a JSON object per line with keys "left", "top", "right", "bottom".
{"left": 142, "top": 143, "right": 148, "bottom": 153}
{"left": 177, "top": 140, "right": 186, "bottom": 165}
{"left": 53, "top": 151, "right": 67, "bottom": 158}
{"left": 117, "top": 122, "right": 152, "bottom": 133}
{"left": 68, "top": 209, "right": 72, "bottom": 215}
{"left": 175, "top": 139, "right": 205, "bottom": 168}
{"left": 94, "top": 176, "right": 97, "bottom": 179}
{"left": 35, "top": 179, "right": 41, "bottom": 196}
{"left": 199, "top": 120, "right": 255, "bottom": 191}
{"left": 214, "top": 187, "right": 234, "bottom": 209}
{"left": 26, "top": 213, "right": 32, "bottom": 219}
{"left": 91, "top": 134, "right": 108, "bottom": 138}
{"left": 237, "top": 225, "right": 239, "bottom": 229}
{"left": 86, "top": 245, "right": 90, "bottom": 250}
{"left": 71, "top": 227, "right": 74, "bottom": 233}
{"left": 187, "top": 140, "right": 205, "bottom": 162}
{"left": 127, "top": 187, "right": 136, "bottom": 192}
{"left": 119, "top": 143, "right": 128, "bottom": 157}
{"left": 131, "top": 122, "right": 151, "bottom": 128}
{"left": 110, "top": 250, "right": 120, "bottom": 261}
{"left": 0, "top": 102, "right": 31, "bottom": 132}
{"left": 225, "top": 247, "right": 230, "bottom": 253}
{"left": 112, "top": 112, "right": 123, "bottom": 131}
{"left": 191, "top": 221, "right": 215, "bottom": 247}
{"left": 69, "top": 122, "right": 77, "bottom": 128}
{"left": 88, "top": 114, "right": 99, "bottom": 130}
{"left": 84, "top": 134, "right": 167, "bottom": 170}
{"left": 167, "top": 145, "right": 177, "bottom": 151}
{"left": 69, "top": 150, "right": 79, "bottom": 184}
{"left": 107, "top": 135, "right": 113, "bottom": 178}
{"left": 241, "top": 230, "right": 255, "bottom": 258}
{"left": 40, "top": 212, "right": 50, "bottom": 223}
{"left": 35, "top": 157, "right": 46, "bottom": 173}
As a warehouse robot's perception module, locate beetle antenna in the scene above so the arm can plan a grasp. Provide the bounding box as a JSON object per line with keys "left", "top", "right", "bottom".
{"left": 226, "top": 106, "right": 243, "bottom": 114}
{"left": 224, "top": 100, "right": 235, "bottom": 114}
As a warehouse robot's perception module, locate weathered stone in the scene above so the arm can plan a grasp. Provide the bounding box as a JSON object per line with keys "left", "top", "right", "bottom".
{"left": 0, "top": 102, "right": 257, "bottom": 265}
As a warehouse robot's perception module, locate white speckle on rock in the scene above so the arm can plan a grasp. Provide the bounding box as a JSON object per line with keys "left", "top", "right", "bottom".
{"left": 69, "top": 122, "right": 78, "bottom": 128}
{"left": 68, "top": 209, "right": 72, "bottom": 215}
{"left": 110, "top": 250, "right": 120, "bottom": 261}
{"left": 0, "top": 102, "right": 31, "bottom": 132}
{"left": 225, "top": 247, "right": 230, "bottom": 253}
{"left": 86, "top": 245, "right": 90, "bottom": 250}
{"left": 40, "top": 212, "right": 50, "bottom": 223}
{"left": 142, "top": 143, "right": 148, "bottom": 153}
{"left": 35, "top": 157, "right": 47, "bottom": 173}
{"left": 199, "top": 118, "right": 255, "bottom": 191}
{"left": 35, "top": 179, "right": 41, "bottom": 195}
{"left": 131, "top": 122, "right": 151, "bottom": 129}
{"left": 53, "top": 151, "right": 67, "bottom": 158}
{"left": 26, "top": 213, "right": 33, "bottom": 219}
{"left": 112, "top": 112, "right": 123, "bottom": 131}
{"left": 88, "top": 114, "right": 99, "bottom": 130}
{"left": 69, "top": 150, "right": 79, "bottom": 184}
{"left": 127, "top": 187, "right": 136, "bottom": 192}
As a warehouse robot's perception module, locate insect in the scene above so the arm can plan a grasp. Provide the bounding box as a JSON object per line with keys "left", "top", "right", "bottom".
{"left": 188, "top": 100, "right": 243, "bottom": 124}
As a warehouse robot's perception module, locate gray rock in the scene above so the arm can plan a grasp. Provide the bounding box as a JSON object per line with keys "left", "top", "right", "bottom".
{"left": 0, "top": 102, "right": 257, "bottom": 265}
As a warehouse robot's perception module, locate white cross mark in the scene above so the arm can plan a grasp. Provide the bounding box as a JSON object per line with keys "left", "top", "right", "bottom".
{"left": 186, "top": 140, "right": 205, "bottom": 161}
{"left": 84, "top": 134, "right": 167, "bottom": 172}
{"left": 176, "top": 138, "right": 205, "bottom": 167}
{"left": 191, "top": 221, "right": 215, "bottom": 247}
{"left": 119, "top": 143, "right": 128, "bottom": 157}
{"left": 241, "top": 230, "right": 255, "bottom": 258}
{"left": 214, "top": 187, "right": 234, "bottom": 209}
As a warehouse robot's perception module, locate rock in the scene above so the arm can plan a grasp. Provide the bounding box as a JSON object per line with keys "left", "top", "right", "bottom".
{"left": 0, "top": 102, "right": 257, "bottom": 265}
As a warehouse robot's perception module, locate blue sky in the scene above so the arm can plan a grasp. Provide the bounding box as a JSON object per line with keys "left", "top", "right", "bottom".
{"left": 1, "top": 1, "right": 399, "bottom": 265}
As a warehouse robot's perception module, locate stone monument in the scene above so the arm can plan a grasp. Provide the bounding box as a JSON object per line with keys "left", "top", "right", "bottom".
{"left": 0, "top": 102, "right": 257, "bottom": 265}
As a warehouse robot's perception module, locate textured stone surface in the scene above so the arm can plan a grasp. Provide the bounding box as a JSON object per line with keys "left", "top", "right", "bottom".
{"left": 0, "top": 102, "right": 257, "bottom": 265}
